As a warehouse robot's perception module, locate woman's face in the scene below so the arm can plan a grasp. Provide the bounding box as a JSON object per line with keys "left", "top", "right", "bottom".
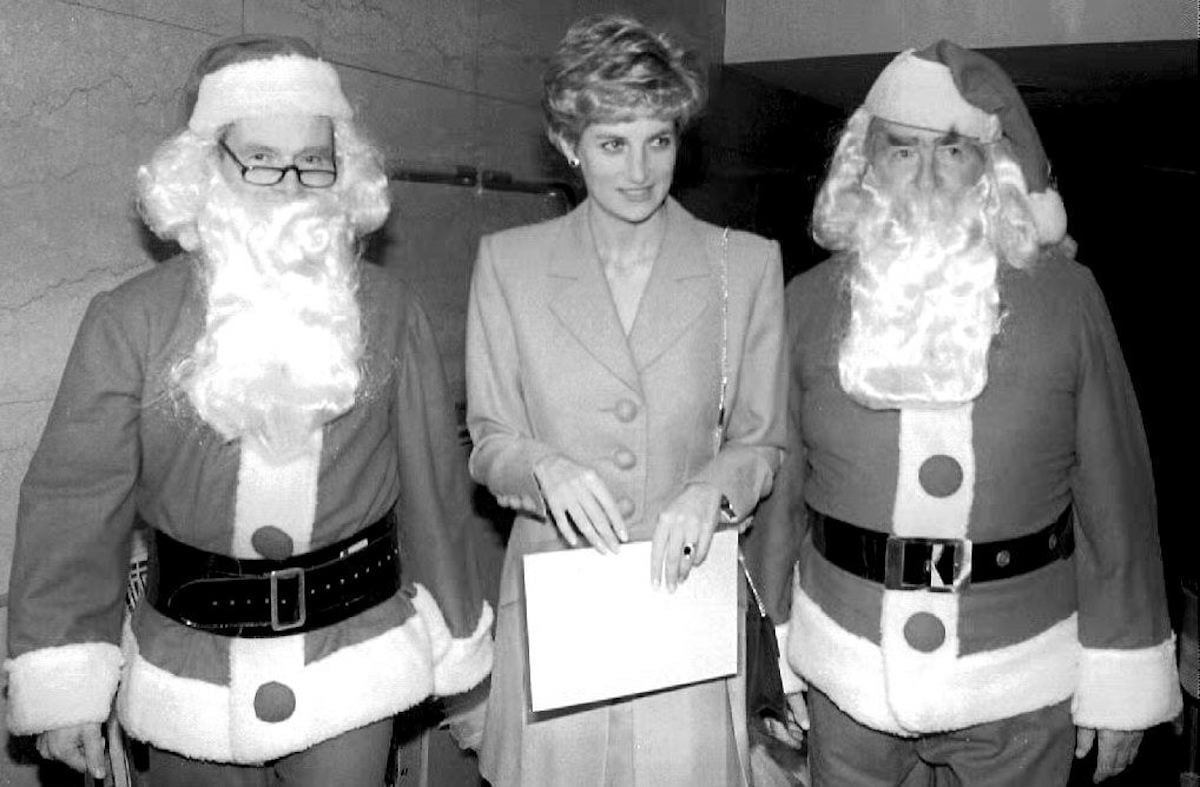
{"left": 566, "top": 114, "right": 677, "bottom": 225}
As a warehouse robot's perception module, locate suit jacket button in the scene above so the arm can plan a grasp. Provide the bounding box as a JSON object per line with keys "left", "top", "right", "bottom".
{"left": 617, "top": 498, "right": 635, "bottom": 517}
{"left": 614, "top": 399, "right": 638, "bottom": 422}
{"left": 613, "top": 449, "right": 637, "bottom": 470}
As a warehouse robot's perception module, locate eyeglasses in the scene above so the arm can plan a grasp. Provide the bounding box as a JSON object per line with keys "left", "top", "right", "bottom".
{"left": 218, "top": 138, "right": 338, "bottom": 188}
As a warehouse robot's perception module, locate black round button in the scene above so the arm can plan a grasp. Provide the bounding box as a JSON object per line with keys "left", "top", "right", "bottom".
{"left": 918, "top": 455, "right": 964, "bottom": 498}
{"left": 253, "top": 681, "right": 296, "bottom": 722}
{"left": 251, "top": 526, "right": 294, "bottom": 560}
{"left": 903, "top": 612, "right": 946, "bottom": 653}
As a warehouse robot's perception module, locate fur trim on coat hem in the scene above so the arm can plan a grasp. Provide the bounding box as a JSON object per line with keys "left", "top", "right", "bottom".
{"left": 117, "top": 584, "right": 483, "bottom": 764}
{"left": 788, "top": 584, "right": 1078, "bottom": 735}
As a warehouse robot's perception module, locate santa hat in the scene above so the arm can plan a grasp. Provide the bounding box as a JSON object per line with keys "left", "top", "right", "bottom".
{"left": 863, "top": 40, "right": 1067, "bottom": 245}
{"left": 183, "top": 34, "right": 353, "bottom": 136}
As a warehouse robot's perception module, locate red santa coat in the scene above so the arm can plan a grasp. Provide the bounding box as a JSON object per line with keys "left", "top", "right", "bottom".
{"left": 748, "top": 248, "right": 1181, "bottom": 735}
{"left": 5, "top": 257, "right": 493, "bottom": 763}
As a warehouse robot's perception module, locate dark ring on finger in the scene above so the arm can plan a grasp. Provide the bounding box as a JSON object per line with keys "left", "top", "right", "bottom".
{"left": 682, "top": 542, "right": 695, "bottom": 559}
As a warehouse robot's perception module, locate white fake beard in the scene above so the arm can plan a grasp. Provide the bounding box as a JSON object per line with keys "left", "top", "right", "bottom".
{"left": 176, "top": 182, "right": 364, "bottom": 461}
{"left": 839, "top": 181, "right": 1001, "bottom": 410}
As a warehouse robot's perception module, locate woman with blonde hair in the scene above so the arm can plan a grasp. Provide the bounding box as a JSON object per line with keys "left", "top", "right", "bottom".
{"left": 466, "top": 14, "right": 787, "bottom": 786}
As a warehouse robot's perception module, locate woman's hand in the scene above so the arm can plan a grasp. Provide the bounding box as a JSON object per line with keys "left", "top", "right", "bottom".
{"left": 651, "top": 482, "right": 722, "bottom": 591}
{"left": 37, "top": 723, "right": 107, "bottom": 780}
{"left": 533, "top": 455, "right": 628, "bottom": 553}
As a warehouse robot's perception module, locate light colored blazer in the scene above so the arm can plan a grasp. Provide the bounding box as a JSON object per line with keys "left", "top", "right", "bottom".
{"left": 466, "top": 197, "right": 787, "bottom": 606}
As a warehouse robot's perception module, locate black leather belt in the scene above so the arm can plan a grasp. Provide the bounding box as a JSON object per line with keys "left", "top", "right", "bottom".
{"left": 809, "top": 505, "right": 1073, "bottom": 592}
{"left": 145, "top": 512, "right": 400, "bottom": 637}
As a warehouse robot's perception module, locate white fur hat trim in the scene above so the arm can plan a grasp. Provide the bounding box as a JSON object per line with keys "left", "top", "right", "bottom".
{"left": 865, "top": 50, "right": 1000, "bottom": 142}
{"left": 189, "top": 54, "right": 353, "bottom": 135}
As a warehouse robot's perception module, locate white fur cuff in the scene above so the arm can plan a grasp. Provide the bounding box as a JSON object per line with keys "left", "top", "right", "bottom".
{"left": 1072, "top": 637, "right": 1183, "bottom": 730}
{"left": 409, "top": 587, "right": 494, "bottom": 697}
{"left": 5, "top": 643, "right": 123, "bottom": 734}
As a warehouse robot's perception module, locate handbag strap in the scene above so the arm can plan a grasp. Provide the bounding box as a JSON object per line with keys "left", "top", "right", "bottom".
{"left": 739, "top": 550, "right": 769, "bottom": 617}
{"left": 713, "top": 229, "right": 765, "bottom": 614}
{"left": 713, "top": 226, "right": 730, "bottom": 457}
{"left": 713, "top": 228, "right": 772, "bottom": 619}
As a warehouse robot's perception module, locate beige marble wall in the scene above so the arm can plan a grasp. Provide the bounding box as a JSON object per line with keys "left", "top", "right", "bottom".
{"left": 0, "top": 0, "right": 721, "bottom": 781}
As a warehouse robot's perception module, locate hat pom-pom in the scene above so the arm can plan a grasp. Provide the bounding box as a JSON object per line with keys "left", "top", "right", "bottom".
{"left": 1028, "top": 188, "right": 1067, "bottom": 245}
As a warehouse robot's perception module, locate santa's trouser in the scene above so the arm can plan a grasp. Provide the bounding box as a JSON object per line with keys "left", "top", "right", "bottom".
{"left": 807, "top": 688, "right": 1074, "bottom": 787}
{"left": 141, "top": 716, "right": 394, "bottom": 786}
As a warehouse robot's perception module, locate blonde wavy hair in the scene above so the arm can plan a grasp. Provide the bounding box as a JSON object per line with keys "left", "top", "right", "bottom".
{"left": 543, "top": 14, "right": 706, "bottom": 148}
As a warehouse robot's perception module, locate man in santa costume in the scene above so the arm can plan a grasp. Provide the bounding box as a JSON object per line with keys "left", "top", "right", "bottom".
{"left": 747, "top": 40, "right": 1181, "bottom": 784}
{"left": 5, "top": 34, "right": 492, "bottom": 784}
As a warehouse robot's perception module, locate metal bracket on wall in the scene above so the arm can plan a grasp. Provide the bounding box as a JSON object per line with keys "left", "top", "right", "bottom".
{"left": 386, "top": 160, "right": 578, "bottom": 208}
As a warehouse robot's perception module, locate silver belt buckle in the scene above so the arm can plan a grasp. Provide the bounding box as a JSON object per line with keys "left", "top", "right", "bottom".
{"left": 885, "top": 537, "right": 973, "bottom": 593}
{"left": 269, "top": 566, "right": 307, "bottom": 631}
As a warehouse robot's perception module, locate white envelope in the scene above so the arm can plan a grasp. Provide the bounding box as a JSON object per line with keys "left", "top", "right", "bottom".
{"left": 522, "top": 528, "right": 739, "bottom": 712}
